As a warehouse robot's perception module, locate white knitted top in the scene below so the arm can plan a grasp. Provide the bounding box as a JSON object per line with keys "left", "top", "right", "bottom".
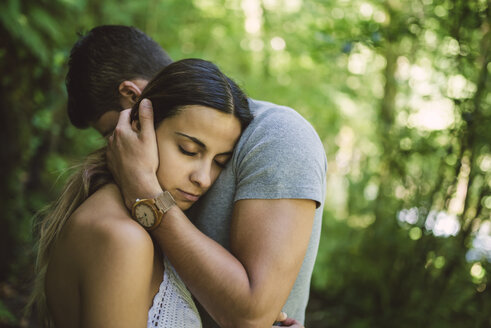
{"left": 147, "top": 258, "right": 202, "bottom": 328}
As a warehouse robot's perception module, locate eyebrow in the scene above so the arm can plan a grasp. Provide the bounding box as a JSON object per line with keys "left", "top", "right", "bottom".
{"left": 175, "top": 132, "right": 206, "bottom": 148}
{"left": 175, "top": 132, "right": 234, "bottom": 156}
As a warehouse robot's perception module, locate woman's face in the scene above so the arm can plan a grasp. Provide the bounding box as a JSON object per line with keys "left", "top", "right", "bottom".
{"left": 155, "top": 105, "right": 241, "bottom": 210}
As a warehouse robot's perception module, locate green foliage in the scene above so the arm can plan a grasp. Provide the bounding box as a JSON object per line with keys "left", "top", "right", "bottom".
{"left": 0, "top": 0, "right": 489, "bottom": 326}
{"left": 0, "top": 299, "right": 17, "bottom": 325}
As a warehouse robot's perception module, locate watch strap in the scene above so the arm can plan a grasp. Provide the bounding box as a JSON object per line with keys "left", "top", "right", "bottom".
{"left": 154, "top": 191, "right": 176, "bottom": 214}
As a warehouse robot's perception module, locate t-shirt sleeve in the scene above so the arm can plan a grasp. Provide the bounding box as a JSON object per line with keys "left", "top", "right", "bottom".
{"left": 233, "top": 107, "right": 327, "bottom": 207}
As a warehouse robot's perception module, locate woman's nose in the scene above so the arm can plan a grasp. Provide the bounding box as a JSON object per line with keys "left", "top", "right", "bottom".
{"left": 190, "top": 162, "right": 212, "bottom": 189}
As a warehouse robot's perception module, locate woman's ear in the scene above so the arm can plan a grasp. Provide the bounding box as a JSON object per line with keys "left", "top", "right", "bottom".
{"left": 118, "top": 80, "right": 144, "bottom": 109}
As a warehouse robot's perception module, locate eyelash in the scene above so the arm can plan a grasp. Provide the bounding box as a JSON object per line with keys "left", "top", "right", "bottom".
{"left": 215, "top": 161, "right": 227, "bottom": 169}
{"left": 178, "top": 146, "right": 228, "bottom": 169}
{"left": 179, "top": 146, "right": 197, "bottom": 156}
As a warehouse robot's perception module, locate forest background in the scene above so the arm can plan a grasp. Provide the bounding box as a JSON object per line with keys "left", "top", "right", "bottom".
{"left": 0, "top": 0, "right": 490, "bottom": 327}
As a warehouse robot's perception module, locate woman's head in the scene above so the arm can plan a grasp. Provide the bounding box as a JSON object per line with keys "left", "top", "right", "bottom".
{"left": 130, "top": 58, "right": 252, "bottom": 131}
{"left": 131, "top": 59, "right": 253, "bottom": 209}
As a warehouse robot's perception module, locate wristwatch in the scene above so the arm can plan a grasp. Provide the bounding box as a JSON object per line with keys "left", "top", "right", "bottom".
{"left": 131, "top": 191, "right": 176, "bottom": 231}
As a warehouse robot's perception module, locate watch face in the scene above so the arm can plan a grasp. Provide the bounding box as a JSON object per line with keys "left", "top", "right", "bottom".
{"left": 134, "top": 203, "right": 156, "bottom": 228}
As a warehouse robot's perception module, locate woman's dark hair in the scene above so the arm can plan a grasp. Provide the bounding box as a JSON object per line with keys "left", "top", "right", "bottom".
{"left": 130, "top": 58, "right": 252, "bottom": 131}
{"left": 66, "top": 25, "right": 173, "bottom": 128}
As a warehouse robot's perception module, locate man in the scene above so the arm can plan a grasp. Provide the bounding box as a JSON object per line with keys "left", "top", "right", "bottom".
{"left": 68, "top": 25, "right": 326, "bottom": 327}
{"left": 65, "top": 25, "right": 172, "bottom": 134}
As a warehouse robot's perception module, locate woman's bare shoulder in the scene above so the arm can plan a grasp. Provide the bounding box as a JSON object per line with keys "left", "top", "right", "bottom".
{"left": 59, "top": 183, "right": 154, "bottom": 271}
{"left": 47, "top": 184, "right": 157, "bottom": 327}
{"left": 70, "top": 183, "right": 132, "bottom": 227}
{"left": 68, "top": 183, "right": 142, "bottom": 232}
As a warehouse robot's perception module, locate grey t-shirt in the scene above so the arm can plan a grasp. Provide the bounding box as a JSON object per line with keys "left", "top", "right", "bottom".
{"left": 187, "top": 99, "right": 327, "bottom": 326}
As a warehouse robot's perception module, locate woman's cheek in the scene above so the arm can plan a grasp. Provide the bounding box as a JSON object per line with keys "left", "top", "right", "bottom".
{"left": 157, "top": 148, "right": 185, "bottom": 182}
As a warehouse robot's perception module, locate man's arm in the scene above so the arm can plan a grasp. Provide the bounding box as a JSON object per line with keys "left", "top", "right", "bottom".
{"left": 107, "top": 100, "right": 319, "bottom": 327}
{"left": 151, "top": 199, "right": 315, "bottom": 327}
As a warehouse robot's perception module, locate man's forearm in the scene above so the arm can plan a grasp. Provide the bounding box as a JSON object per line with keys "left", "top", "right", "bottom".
{"left": 152, "top": 207, "right": 284, "bottom": 327}
{"left": 111, "top": 169, "right": 287, "bottom": 325}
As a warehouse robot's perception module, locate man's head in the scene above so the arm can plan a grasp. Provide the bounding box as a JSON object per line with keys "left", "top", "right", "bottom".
{"left": 66, "top": 25, "right": 172, "bottom": 134}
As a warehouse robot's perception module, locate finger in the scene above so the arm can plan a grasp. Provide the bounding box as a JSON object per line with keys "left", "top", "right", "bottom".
{"left": 281, "top": 318, "right": 294, "bottom": 325}
{"left": 279, "top": 318, "right": 301, "bottom": 326}
{"left": 117, "top": 108, "right": 132, "bottom": 129}
{"left": 106, "top": 132, "right": 117, "bottom": 169}
{"left": 111, "top": 109, "right": 132, "bottom": 141}
{"left": 275, "top": 312, "right": 288, "bottom": 322}
{"left": 138, "top": 98, "right": 156, "bottom": 140}
{"left": 131, "top": 118, "right": 140, "bottom": 133}
{"left": 106, "top": 145, "right": 114, "bottom": 173}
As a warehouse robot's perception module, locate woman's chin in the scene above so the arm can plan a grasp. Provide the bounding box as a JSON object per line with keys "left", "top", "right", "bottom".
{"left": 177, "top": 201, "right": 193, "bottom": 211}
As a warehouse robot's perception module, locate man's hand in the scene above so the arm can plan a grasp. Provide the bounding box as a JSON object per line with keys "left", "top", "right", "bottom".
{"left": 274, "top": 312, "right": 304, "bottom": 327}
{"left": 107, "top": 99, "right": 163, "bottom": 209}
{"left": 277, "top": 318, "right": 305, "bottom": 327}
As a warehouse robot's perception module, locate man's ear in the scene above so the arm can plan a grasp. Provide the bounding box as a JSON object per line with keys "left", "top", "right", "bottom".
{"left": 118, "top": 80, "right": 143, "bottom": 109}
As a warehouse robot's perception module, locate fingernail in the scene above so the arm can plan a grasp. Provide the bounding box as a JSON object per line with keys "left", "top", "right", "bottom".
{"left": 141, "top": 98, "right": 151, "bottom": 108}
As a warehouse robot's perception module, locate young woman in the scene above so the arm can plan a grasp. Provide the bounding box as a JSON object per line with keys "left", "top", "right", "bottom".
{"left": 32, "top": 58, "right": 254, "bottom": 327}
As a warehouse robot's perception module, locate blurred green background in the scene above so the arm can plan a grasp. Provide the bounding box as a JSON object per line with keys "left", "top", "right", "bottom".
{"left": 0, "top": 0, "right": 490, "bottom": 327}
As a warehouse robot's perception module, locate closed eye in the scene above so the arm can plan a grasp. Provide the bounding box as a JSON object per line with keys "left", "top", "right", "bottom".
{"left": 214, "top": 160, "right": 227, "bottom": 169}
{"left": 179, "top": 146, "right": 197, "bottom": 156}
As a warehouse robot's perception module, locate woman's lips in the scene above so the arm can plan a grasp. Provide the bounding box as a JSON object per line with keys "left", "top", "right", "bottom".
{"left": 177, "top": 189, "right": 200, "bottom": 202}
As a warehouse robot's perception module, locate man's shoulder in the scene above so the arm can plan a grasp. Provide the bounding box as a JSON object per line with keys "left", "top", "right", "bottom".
{"left": 248, "top": 98, "right": 307, "bottom": 125}
{"left": 232, "top": 98, "right": 327, "bottom": 190}
{"left": 241, "top": 98, "right": 324, "bottom": 150}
